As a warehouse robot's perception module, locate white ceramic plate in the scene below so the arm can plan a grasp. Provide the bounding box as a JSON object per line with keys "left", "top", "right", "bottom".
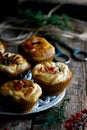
{"left": 0, "top": 70, "right": 66, "bottom": 116}
{"left": 0, "top": 89, "right": 66, "bottom": 116}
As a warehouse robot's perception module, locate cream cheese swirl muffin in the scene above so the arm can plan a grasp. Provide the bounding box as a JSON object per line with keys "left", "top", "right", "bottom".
{"left": 0, "top": 79, "right": 42, "bottom": 113}
{"left": 0, "top": 52, "right": 31, "bottom": 79}
{"left": 32, "top": 61, "right": 73, "bottom": 96}
{"left": 0, "top": 41, "right": 7, "bottom": 54}
{"left": 18, "top": 36, "right": 55, "bottom": 65}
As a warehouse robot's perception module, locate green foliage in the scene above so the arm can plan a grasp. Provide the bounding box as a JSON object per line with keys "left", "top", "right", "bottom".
{"left": 46, "top": 14, "right": 72, "bottom": 30}
{"left": 18, "top": 9, "right": 72, "bottom": 30}
{"left": 43, "top": 98, "right": 70, "bottom": 128}
{"left": 18, "top": 9, "right": 47, "bottom": 27}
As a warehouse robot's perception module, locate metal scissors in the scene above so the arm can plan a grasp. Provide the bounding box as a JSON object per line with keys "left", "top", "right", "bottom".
{"left": 38, "top": 32, "right": 87, "bottom": 62}
{"left": 46, "top": 37, "right": 71, "bottom": 64}
{"left": 54, "top": 46, "right": 71, "bottom": 64}
{"left": 47, "top": 34, "right": 87, "bottom": 61}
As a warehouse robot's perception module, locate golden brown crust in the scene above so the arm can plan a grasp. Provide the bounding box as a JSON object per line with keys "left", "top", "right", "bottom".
{"left": 0, "top": 41, "right": 7, "bottom": 54}
{"left": 34, "top": 71, "right": 73, "bottom": 96}
{"left": 32, "top": 61, "right": 73, "bottom": 96}
{"left": 0, "top": 52, "right": 31, "bottom": 78}
{"left": 18, "top": 36, "right": 55, "bottom": 64}
{"left": 0, "top": 79, "right": 42, "bottom": 113}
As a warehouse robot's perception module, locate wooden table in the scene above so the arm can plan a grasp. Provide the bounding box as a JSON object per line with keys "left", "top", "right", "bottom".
{"left": 0, "top": 19, "right": 87, "bottom": 130}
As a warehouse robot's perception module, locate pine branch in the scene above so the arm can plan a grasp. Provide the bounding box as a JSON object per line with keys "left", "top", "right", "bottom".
{"left": 18, "top": 9, "right": 72, "bottom": 30}
{"left": 43, "top": 98, "right": 70, "bottom": 128}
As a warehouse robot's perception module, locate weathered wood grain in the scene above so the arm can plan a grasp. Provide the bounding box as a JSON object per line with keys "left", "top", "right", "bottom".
{"left": 0, "top": 19, "right": 87, "bottom": 130}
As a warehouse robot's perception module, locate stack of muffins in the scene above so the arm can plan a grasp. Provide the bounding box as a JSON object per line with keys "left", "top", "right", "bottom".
{"left": 0, "top": 36, "right": 73, "bottom": 113}
{"left": 0, "top": 41, "right": 42, "bottom": 113}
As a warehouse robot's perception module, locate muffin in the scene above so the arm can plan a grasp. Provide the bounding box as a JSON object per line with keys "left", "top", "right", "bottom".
{"left": 18, "top": 36, "right": 56, "bottom": 65}
{"left": 32, "top": 61, "right": 73, "bottom": 96}
{"left": 0, "top": 52, "right": 31, "bottom": 79}
{"left": 0, "top": 41, "right": 7, "bottom": 54}
{"left": 0, "top": 79, "right": 42, "bottom": 113}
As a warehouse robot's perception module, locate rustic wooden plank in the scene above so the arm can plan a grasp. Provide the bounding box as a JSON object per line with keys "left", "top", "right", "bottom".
{"left": 31, "top": 37, "right": 87, "bottom": 130}
{"left": 0, "top": 118, "right": 32, "bottom": 130}
{"left": 0, "top": 19, "right": 87, "bottom": 130}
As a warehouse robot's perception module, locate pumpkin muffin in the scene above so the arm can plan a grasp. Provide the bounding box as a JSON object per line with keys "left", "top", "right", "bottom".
{"left": 0, "top": 41, "right": 7, "bottom": 54}
{"left": 0, "top": 52, "right": 31, "bottom": 79}
{"left": 32, "top": 61, "right": 73, "bottom": 96}
{"left": 0, "top": 79, "right": 42, "bottom": 113}
{"left": 18, "top": 36, "right": 56, "bottom": 65}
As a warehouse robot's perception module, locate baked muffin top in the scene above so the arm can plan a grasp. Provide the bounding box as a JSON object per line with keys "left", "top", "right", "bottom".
{"left": 0, "top": 52, "right": 31, "bottom": 77}
{"left": 32, "top": 61, "right": 73, "bottom": 85}
{"left": 18, "top": 36, "right": 55, "bottom": 60}
{"left": 0, "top": 41, "right": 7, "bottom": 54}
{"left": 0, "top": 79, "right": 42, "bottom": 102}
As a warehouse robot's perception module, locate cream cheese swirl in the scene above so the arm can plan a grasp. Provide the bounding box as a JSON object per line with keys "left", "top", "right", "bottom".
{"left": 0, "top": 52, "right": 31, "bottom": 75}
{"left": 0, "top": 80, "right": 42, "bottom": 102}
{"left": 32, "top": 61, "right": 71, "bottom": 85}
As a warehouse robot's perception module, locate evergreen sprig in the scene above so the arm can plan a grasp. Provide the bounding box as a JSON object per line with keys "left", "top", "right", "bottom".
{"left": 43, "top": 98, "right": 70, "bottom": 128}
{"left": 46, "top": 14, "right": 72, "bottom": 30}
{"left": 18, "top": 9, "right": 47, "bottom": 27}
{"left": 18, "top": 9, "right": 72, "bottom": 30}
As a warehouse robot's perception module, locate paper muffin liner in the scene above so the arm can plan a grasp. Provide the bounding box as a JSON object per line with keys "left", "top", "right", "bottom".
{"left": 27, "top": 56, "right": 55, "bottom": 65}
{"left": 0, "top": 95, "right": 36, "bottom": 113}
{"left": 33, "top": 73, "right": 73, "bottom": 96}
{"left": 20, "top": 102, "right": 36, "bottom": 113}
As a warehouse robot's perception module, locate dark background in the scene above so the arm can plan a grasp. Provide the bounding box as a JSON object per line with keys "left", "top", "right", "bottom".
{"left": 0, "top": 1, "right": 87, "bottom": 21}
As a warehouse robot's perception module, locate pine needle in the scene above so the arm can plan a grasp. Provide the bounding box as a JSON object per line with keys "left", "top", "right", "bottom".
{"left": 18, "top": 9, "right": 72, "bottom": 30}
{"left": 43, "top": 98, "right": 70, "bottom": 128}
